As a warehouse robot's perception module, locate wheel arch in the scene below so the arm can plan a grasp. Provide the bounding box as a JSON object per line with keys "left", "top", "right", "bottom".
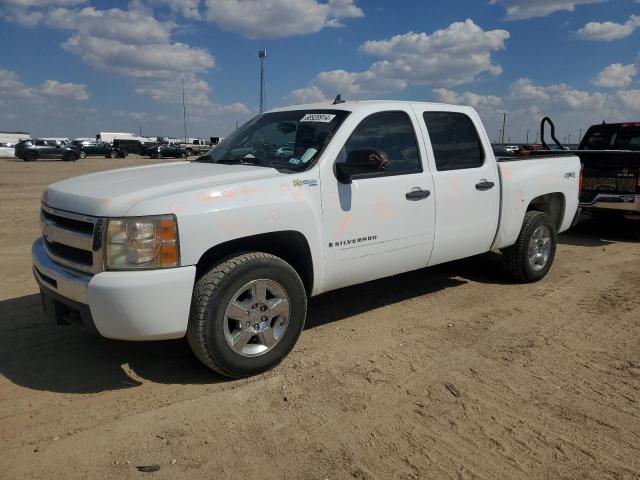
{"left": 526, "top": 192, "right": 565, "bottom": 230}
{"left": 194, "top": 230, "right": 314, "bottom": 295}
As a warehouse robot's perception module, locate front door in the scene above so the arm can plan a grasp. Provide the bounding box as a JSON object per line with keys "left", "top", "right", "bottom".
{"left": 320, "top": 108, "right": 436, "bottom": 292}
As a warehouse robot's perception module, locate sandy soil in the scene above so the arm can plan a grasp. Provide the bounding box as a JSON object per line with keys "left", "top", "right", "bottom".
{"left": 0, "top": 155, "right": 639, "bottom": 480}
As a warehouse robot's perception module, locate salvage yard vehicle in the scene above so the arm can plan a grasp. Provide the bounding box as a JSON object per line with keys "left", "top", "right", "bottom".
{"left": 73, "top": 141, "right": 126, "bottom": 159}
{"left": 112, "top": 139, "right": 146, "bottom": 156}
{"left": 577, "top": 122, "right": 640, "bottom": 218}
{"left": 16, "top": 139, "right": 79, "bottom": 162}
{"left": 181, "top": 138, "right": 211, "bottom": 156}
{"left": 32, "top": 100, "right": 581, "bottom": 378}
{"left": 147, "top": 143, "right": 189, "bottom": 159}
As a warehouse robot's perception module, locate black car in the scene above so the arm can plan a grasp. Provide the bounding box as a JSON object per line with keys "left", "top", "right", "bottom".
{"left": 72, "top": 141, "right": 126, "bottom": 159}
{"left": 15, "top": 139, "right": 80, "bottom": 162}
{"left": 147, "top": 144, "right": 189, "bottom": 159}
{"left": 112, "top": 139, "right": 146, "bottom": 155}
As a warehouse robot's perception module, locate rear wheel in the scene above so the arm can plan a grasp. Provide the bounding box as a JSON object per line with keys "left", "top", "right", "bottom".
{"left": 180, "top": 152, "right": 187, "bottom": 159}
{"left": 24, "top": 152, "right": 37, "bottom": 162}
{"left": 63, "top": 152, "right": 78, "bottom": 162}
{"left": 503, "top": 211, "right": 557, "bottom": 282}
{"left": 110, "top": 151, "right": 118, "bottom": 159}
{"left": 79, "top": 151, "right": 87, "bottom": 159}
{"left": 187, "top": 252, "right": 307, "bottom": 378}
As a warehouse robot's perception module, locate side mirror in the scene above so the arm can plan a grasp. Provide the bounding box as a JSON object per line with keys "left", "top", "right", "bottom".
{"left": 335, "top": 148, "right": 389, "bottom": 183}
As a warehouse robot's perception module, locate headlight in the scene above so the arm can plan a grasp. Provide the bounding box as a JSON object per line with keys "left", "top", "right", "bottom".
{"left": 105, "top": 215, "right": 179, "bottom": 270}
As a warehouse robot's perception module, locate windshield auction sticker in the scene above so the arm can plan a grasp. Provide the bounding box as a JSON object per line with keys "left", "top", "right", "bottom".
{"left": 300, "top": 113, "right": 336, "bottom": 123}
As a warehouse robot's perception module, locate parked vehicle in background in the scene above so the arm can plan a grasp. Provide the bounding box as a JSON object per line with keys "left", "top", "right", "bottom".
{"left": 0, "top": 131, "right": 31, "bottom": 144}
{"left": 15, "top": 139, "right": 79, "bottom": 161}
{"left": 97, "top": 132, "right": 146, "bottom": 143}
{"left": 32, "top": 100, "right": 580, "bottom": 378}
{"left": 112, "top": 139, "right": 146, "bottom": 155}
{"left": 180, "top": 138, "right": 211, "bottom": 156}
{"left": 577, "top": 122, "right": 640, "bottom": 218}
{"left": 73, "top": 141, "right": 126, "bottom": 159}
{"left": 492, "top": 145, "right": 513, "bottom": 156}
{"left": 0, "top": 143, "right": 16, "bottom": 158}
{"left": 504, "top": 145, "right": 521, "bottom": 154}
{"left": 147, "top": 144, "right": 189, "bottom": 159}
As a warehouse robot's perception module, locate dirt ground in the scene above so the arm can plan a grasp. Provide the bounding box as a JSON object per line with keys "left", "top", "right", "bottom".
{"left": 0, "top": 155, "right": 639, "bottom": 480}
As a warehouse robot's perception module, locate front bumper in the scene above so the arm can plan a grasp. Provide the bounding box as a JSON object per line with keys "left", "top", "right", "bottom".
{"left": 32, "top": 237, "right": 196, "bottom": 340}
{"left": 580, "top": 193, "right": 640, "bottom": 214}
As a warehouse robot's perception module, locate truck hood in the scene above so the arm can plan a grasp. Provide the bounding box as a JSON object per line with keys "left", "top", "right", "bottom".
{"left": 42, "top": 161, "right": 282, "bottom": 216}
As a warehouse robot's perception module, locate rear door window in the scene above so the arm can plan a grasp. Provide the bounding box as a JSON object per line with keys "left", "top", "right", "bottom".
{"left": 422, "top": 112, "right": 485, "bottom": 171}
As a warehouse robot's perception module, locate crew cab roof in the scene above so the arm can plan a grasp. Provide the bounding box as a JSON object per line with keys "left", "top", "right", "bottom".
{"left": 269, "top": 100, "right": 478, "bottom": 115}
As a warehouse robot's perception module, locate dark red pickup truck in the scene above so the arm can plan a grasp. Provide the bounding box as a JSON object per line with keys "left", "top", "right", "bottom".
{"left": 578, "top": 122, "right": 640, "bottom": 218}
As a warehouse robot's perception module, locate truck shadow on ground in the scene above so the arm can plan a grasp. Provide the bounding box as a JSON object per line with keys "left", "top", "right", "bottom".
{"left": 559, "top": 213, "right": 640, "bottom": 247}
{"left": 0, "top": 252, "right": 512, "bottom": 394}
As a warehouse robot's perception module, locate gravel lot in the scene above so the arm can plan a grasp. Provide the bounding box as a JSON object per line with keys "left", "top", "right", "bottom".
{"left": 1, "top": 155, "right": 639, "bottom": 479}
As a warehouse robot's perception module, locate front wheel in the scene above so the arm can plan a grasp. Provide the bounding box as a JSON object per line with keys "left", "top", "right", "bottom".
{"left": 503, "top": 211, "right": 557, "bottom": 282}
{"left": 79, "top": 151, "right": 87, "bottom": 159}
{"left": 110, "top": 151, "right": 118, "bottom": 159}
{"left": 187, "top": 252, "right": 307, "bottom": 378}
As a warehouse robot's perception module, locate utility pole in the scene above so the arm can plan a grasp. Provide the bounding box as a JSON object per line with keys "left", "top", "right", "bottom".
{"left": 526, "top": 129, "right": 530, "bottom": 143}
{"left": 258, "top": 49, "right": 267, "bottom": 113}
{"left": 501, "top": 113, "right": 507, "bottom": 144}
{"left": 498, "top": 129, "right": 502, "bottom": 144}
{"left": 568, "top": 133, "right": 572, "bottom": 146}
{"left": 181, "top": 79, "right": 187, "bottom": 143}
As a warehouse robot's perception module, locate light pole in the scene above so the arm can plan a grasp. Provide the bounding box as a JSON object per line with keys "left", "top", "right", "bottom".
{"left": 526, "top": 129, "right": 530, "bottom": 144}
{"left": 258, "top": 49, "right": 267, "bottom": 113}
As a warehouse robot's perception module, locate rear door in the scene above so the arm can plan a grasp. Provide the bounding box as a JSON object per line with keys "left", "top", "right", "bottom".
{"left": 416, "top": 109, "right": 500, "bottom": 266}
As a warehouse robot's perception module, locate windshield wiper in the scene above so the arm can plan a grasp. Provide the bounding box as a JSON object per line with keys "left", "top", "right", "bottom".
{"left": 215, "top": 158, "right": 264, "bottom": 166}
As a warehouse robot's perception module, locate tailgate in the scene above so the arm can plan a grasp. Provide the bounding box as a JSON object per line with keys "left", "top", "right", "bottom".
{"left": 578, "top": 151, "right": 640, "bottom": 202}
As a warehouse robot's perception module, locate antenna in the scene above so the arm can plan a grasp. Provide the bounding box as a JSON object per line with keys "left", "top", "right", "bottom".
{"left": 332, "top": 94, "right": 345, "bottom": 105}
{"left": 181, "top": 79, "right": 188, "bottom": 143}
{"left": 258, "top": 49, "right": 267, "bottom": 113}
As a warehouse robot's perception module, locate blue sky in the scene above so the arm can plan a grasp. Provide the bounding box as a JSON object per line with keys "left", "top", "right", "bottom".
{"left": 1, "top": 0, "right": 639, "bottom": 142}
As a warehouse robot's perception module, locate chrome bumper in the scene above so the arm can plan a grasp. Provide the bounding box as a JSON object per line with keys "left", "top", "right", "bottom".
{"left": 32, "top": 237, "right": 91, "bottom": 304}
{"left": 580, "top": 194, "right": 640, "bottom": 213}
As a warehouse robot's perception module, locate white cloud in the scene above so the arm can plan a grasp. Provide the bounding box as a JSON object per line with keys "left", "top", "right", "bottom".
{"left": 433, "top": 88, "right": 502, "bottom": 108}
{"left": 0, "top": 0, "right": 84, "bottom": 25}
{"left": 40, "top": 79, "right": 88, "bottom": 101}
{"left": 204, "top": 0, "right": 363, "bottom": 38}
{"left": 618, "top": 90, "right": 640, "bottom": 110}
{"left": 593, "top": 63, "right": 637, "bottom": 88}
{"left": 491, "top": 0, "right": 605, "bottom": 20}
{"left": 577, "top": 15, "right": 640, "bottom": 41}
{"left": 290, "top": 19, "right": 509, "bottom": 101}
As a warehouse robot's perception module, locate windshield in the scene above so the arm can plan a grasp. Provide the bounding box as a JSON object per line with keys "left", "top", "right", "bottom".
{"left": 197, "top": 109, "right": 350, "bottom": 170}
{"left": 580, "top": 125, "right": 640, "bottom": 151}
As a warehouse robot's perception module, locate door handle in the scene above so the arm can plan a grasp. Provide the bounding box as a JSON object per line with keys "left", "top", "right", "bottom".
{"left": 406, "top": 188, "right": 431, "bottom": 201}
{"left": 476, "top": 180, "right": 495, "bottom": 191}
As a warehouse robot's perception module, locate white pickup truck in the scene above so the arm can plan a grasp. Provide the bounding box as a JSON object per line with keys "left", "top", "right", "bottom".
{"left": 33, "top": 101, "right": 581, "bottom": 378}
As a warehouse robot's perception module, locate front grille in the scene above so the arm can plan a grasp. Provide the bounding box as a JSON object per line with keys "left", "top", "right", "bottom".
{"left": 582, "top": 175, "right": 636, "bottom": 194}
{"left": 44, "top": 238, "right": 93, "bottom": 266}
{"left": 40, "top": 204, "right": 104, "bottom": 274}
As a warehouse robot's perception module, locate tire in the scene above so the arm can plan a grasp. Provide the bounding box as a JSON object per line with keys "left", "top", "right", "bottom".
{"left": 110, "top": 151, "right": 118, "bottom": 159}
{"left": 79, "top": 151, "right": 87, "bottom": 159}
{"left": 157, "top": 154, "right": 163, "bottom": 159}
{"left": 503, "top": 211, "right": 557, "bottom": 283}
{"left": 187, "top": 252, "right": 307, "bottom": 378}
{"left": 24, "top": 152, "right": 37, "bottom": 162}
{"left": 64, "top": 152, "right": 78, "bottom": 162}
{"left": 180, "top": 152, "right": 187, "bottom": 159}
